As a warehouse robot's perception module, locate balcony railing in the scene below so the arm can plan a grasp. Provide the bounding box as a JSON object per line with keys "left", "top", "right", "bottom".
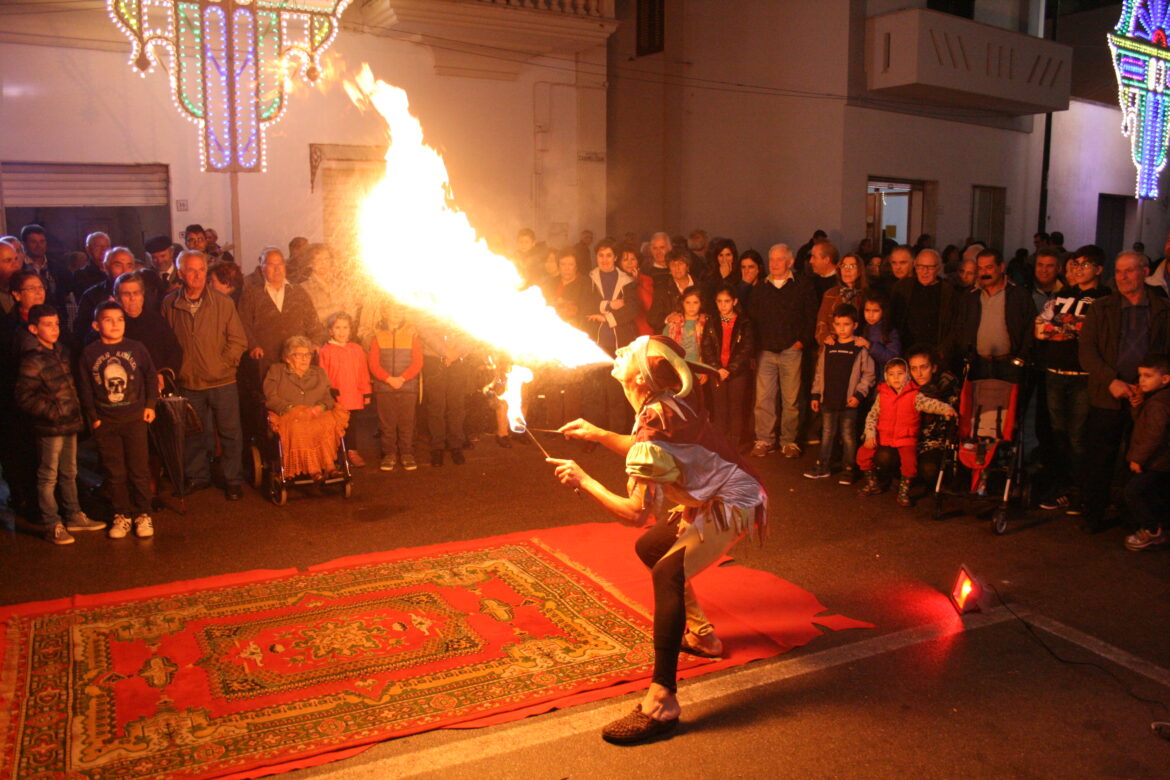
{"left": 472, "top": 0, "right": 614, "bottom": 18}
{"left": 865, "top": 7, "right": 1070, "bottom": 115}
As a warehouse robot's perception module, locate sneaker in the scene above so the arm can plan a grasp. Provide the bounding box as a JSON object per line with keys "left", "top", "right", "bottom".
{"left": 1125, "top": 527, "right": 1166, "bottom": 551}
{"left": 781, "top": 443, "right": 802, "bottom": 459}
{"left": 45, "top": 523, "right": 74, "bottom": 545}
{"left": 66, "top": 512, "right": 107, "bottom": 532}
{"left": 1038, "top": 493, "right": 1070, "bottom": 511}
{"left": 750, "top": 441, "right": 770, "bottom": 458}
{"left": 347, "top": 450, "right": 366, "bottom": 468}
{"left": 133, "top": 514, "right": 154, "bottom": 538}
{"left": 803, "top": 463, "right": 830, "bottom": 479}
{"left": 379, "top": 454, "right": 397, "bottom": 472}
{"left": 837, "top": 468, "right": 856, "bottom": 485}
{"left": 108, "top": 514, "right": 132, "bottom": 539}
{"left": 400, "top": 454, "right": 418, "bottom": 471}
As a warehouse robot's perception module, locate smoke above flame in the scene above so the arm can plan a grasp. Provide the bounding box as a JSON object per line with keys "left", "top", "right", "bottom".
{"left": 345, "top": 65, "right": 610, "bottom": 369}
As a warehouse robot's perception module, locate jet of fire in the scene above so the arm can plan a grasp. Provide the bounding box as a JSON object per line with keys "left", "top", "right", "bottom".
{"left": 346, "top": 65, "right": 609, "bottom": 370}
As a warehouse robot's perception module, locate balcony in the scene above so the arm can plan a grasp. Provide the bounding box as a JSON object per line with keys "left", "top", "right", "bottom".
{"left": 865, "top": 8, "right": 1071, "bottom": 115}
{"left": 353, "top": 0, "right": 619, "bottom": 79}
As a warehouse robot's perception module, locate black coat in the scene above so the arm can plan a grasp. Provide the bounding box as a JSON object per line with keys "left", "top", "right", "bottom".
{"left": 949, "top": 283, "right": 1036, "bottom": 362}
{"left": 891, "top": 277, "right": 957, "bottom": 352}
{"left": 14, "top": 340, "right": 84, "bottom": 436}
{"left": 700, "top": 314, "right": 756, "bottom": 378}
{"left": 1079, "top": 290, "right": 1170, "bottom": 410}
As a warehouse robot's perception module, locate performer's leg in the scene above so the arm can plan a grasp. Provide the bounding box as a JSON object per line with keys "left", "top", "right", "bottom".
{"left": 649, "top": 547, "right": 687, "bottom": 693}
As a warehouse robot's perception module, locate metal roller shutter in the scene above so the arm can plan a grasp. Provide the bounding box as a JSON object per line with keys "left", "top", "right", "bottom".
{"left": 0, "top": 162, "right": 169, "bottom": 208}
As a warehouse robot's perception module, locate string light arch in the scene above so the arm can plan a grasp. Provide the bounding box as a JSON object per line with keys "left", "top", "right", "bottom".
{"left": 108, "top": 0, "right": 352, "bottom": 173}
{"left": 1109, "top": 0, "right": 1170, "bottom": 199}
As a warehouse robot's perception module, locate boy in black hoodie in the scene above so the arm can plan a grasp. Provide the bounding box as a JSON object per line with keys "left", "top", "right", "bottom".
{"left": 79, "top": 301, "right": 158, "bottom": 540}
{"left": 14, "top": 304, "right": 105, "bottom": 544}
{"left": 1123, "top": 353, "right": 1170, "bottom": 551}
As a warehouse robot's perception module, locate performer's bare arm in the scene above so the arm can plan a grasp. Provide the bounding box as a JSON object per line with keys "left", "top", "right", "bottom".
{"left": 557, "top": 418, "right": 634, "bottom": 456}
{"left": 548, "top": 458, "right": 649, "bottom": 525}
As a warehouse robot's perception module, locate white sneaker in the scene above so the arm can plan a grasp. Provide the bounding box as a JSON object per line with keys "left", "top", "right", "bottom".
{"left": 108, "top": 514, "right": 132, "bottom": 539}
{"left": 133, "top": 514, "right": 154, "bottom": 538}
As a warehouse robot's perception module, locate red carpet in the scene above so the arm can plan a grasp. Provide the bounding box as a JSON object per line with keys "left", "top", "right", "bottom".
{"left": 0, "top": 523, "right": 870, "bottom": 779}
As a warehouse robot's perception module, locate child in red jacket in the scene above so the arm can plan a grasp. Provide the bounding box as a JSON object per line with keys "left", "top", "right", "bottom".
{"left": 857, "top": 358, "right": 955, "bottom": 507}
{"left": 318, "top": 312, "right": 373, "bottom": 467}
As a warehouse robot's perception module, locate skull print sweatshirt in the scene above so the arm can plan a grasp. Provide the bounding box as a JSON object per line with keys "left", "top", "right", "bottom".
{"left": 79, "top": 337, "right": 159, "bottom": 425}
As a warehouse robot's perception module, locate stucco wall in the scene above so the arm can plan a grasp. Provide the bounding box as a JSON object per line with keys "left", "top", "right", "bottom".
{"left": 1, "top": 31, "right": 601, "bottom": 269}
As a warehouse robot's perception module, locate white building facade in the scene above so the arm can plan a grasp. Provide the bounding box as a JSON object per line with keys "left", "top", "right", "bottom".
{"left": 0, "top": 0, "right": 1163, "bottom": 268}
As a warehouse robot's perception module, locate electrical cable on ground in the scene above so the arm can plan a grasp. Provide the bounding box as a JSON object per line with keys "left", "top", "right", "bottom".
{"left": 986, "top": 583, "right": 1170, "bottom": 741}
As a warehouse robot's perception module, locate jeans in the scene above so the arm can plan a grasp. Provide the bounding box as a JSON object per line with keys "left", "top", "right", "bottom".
{"left": 753, "top": 348, "right": 803, "bottom": 445}
{"left": 818, "top": 408, "right": 858, "bottom": 468}
{"left": 94, "top": 418, "right": 152, "bottom": 516}
{"left": 423, "top": 357, "right": 469, "bottom": 450}
{"left": 1083, "top": 406, "right": 1130, "bottom": 521}
{"left": 1045, "top": 372, "right": 1090, "bottom": 491}
{"left": 1123, "top": 469, "right": 1170, "bottom": 532}
{"left": 184, "top": 383, "right": 244, "bottom": 487}
{"left": 36, "top": 434, "right": 81, "bottom": 527}
{"left": 375, "top": 391, "right": 417, "bottom": 456}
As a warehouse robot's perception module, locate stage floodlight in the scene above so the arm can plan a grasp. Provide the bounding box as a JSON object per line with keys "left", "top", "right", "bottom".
{"left": 950, "top": 565, "right": 988, "bottom": 614}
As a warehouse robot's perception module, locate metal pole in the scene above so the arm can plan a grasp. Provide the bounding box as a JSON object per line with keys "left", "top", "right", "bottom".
{"left": 230, "top": 170, "right": 242, "bottom": 259}
{"left": 1037, "top": 1, "right": 1059, "bottom": 236}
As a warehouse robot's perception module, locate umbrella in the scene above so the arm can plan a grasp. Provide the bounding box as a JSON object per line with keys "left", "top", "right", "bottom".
{"left": 150, "top": 393, "right": 197, "bottom": 514}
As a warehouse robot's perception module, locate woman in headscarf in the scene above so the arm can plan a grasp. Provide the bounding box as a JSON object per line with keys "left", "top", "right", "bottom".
{"left": 264, "top": 335, "right": 350, "bottom": 478}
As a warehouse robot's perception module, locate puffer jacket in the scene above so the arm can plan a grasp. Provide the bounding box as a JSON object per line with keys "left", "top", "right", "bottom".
{"left": 874, "top": 381, "right": 922, "bottom": 448}
{"left": 161, "top": 288, "right": 248, "bottom": 390}
{"left": 14, "top": 339, "right": 84, "bottom": 436}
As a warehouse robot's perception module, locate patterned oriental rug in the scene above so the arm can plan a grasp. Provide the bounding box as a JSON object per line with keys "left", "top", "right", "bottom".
{"left": 0, "top": 523, "right": 871, "bottom": 779}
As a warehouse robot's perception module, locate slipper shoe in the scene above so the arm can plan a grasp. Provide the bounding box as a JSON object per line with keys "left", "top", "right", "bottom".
{"left": 601, "top": 705, "right": 679, "bottom": 745}
{"left": 679, "top": 631, "right": 722, "bottom": 659}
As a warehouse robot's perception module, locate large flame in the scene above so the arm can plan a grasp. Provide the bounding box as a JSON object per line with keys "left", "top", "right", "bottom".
{"left": 346, "top": 65, "right": 609, "bottom": 369}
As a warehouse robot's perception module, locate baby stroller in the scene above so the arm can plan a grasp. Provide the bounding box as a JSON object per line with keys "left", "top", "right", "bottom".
{"left": 246, "top": 378, "right": 353, "bottom": 506}
{"left": 932, "top": 361, "right": 1030, "bottom": 534}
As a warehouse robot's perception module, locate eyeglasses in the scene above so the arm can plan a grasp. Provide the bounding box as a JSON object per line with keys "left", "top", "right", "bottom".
{"left": 840, "top": 263, "right": 860, "bottom": 270}
{"left": 1067, "top": 260, "right": 1098, "bottom": 269}
{"left": 19, "top": 284, "right": 45, "bottom": 293}
{"left": 289, "top": 352, "right": 312, "bottom": 359}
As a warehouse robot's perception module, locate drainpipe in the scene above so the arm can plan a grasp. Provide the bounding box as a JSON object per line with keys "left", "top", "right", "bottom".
{"left": 1037, "top": 0, "right": 1059, "bottom": 235}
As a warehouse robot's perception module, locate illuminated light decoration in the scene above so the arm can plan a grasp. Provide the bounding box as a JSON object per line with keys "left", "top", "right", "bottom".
{"left": 348, "top": 65, "right": 610, "bottom": 370}
{"left": 107, "top": 0, "right": 351, "bottom": 173}
{"left": 1109, "top": 0, "right": 1170, "bottom": 199}
{"left": 949, "top": 565, "right": 988, "bottom": 615}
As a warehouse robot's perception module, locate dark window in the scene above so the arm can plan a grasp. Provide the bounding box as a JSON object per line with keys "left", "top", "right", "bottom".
{"left": 927, "top": 0, "right": 976, "bottom": 19}
{"left": 636, "top": 0, "right": 664, "bottom": 57}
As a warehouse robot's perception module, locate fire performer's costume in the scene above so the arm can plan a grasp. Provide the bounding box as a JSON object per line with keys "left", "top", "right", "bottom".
{"left": 555, "top": 336, "right": 767, "bottom": 743}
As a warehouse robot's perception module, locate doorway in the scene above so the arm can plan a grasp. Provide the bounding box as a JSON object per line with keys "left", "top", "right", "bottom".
{"left": 971, "top": 185, "right": 1006, "bottom": 252}
{"left": 866, "top": 178, "right": 930, "bottom": 253}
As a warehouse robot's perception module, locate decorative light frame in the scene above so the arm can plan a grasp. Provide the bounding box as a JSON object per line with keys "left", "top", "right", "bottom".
{"left": 108, "top": 0, "right": 351, "bottom": 173}
{"left": 1109, "top": 0, "right": 1170, "bottom": 199}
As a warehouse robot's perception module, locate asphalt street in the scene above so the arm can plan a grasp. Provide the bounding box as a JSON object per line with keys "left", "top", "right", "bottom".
{"left": 2, "top": 432, "right": 1168, "bottom": 778}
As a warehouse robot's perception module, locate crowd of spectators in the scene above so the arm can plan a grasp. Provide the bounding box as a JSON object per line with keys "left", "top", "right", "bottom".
{"left": 1, "top": 221, "right": 1168, "bottom": 555}
{"left": 527, "top": 226, "right": 1170, "bottom": 553}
